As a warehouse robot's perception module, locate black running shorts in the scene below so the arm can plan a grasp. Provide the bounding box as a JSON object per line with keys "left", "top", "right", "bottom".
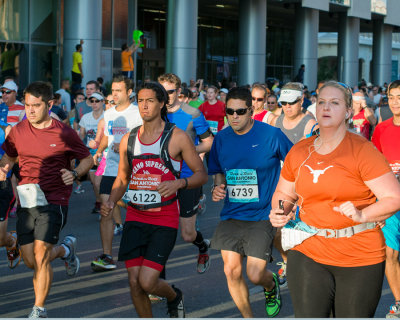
{"left": 118, "top": 221, "right": 177, "bottom": 272}
{"left": 0, "top": 178, "right": 15, "bottom": 222}
{"left": 211, "top": 219, "right": 275, "bottom": 261}
{"left": 178, "top": 187, "right": 202, "bottom": 218}
{"left": 17, "top": 204, "right": 68, "bottom": 245}
{"left": 99, "top": 175, "right": 116, "bottom": 195}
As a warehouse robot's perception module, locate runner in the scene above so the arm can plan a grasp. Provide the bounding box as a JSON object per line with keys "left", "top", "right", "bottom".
{"left": 351, "top": 91, "right": 376, "bottom": 139}
{"left": 79, "top": 92, "right": 105, "bottom": 215}
{"left": 0, "top": 81, "right": 93, "bottom": 318}
{"left": 199, "top": 85, "right": 225, "bottom": 135}
{"left": 209, "top": 86, "right": 293, "bottom": 317}
{"left": 92, "top": 76, "right": 143, "bottom": 271}
{"left": 158, "top": 73, "right": 213, "bottom": 274}
{"left": 251, "top": 84, "right": 276, "bottom": 124}
{"left": 371, "top": 79, "right": 400, "bottom": 318}
{"left": 101, "top": 82, "right": 207, "bottom": 317}
{"left": 270, "top": 80, "right": 400, "bottom": 318}
{"left": 0, "top": 119, "right": 18, "bottom": 269}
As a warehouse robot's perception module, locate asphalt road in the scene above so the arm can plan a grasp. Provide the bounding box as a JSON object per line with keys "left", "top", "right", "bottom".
{"left": 0, "top": 179, "right": 395, "bottom": 318}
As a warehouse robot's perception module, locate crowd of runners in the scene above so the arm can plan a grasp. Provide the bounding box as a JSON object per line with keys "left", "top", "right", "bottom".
{"left": 0, "top": 71, "right": 400, "bottom": 319}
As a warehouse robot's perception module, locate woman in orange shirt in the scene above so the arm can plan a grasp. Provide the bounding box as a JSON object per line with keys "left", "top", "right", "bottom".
{"left": 269, "top": 81, "right": 400, "bottom": 318}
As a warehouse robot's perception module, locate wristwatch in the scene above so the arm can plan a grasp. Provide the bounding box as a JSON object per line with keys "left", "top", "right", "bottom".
{"left": 71, "top": 170, "right": 79, "bottom": 180}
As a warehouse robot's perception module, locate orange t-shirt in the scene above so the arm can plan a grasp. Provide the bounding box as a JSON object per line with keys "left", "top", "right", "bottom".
{"left": 281, "top": 131, "right": 391, "bottom": 267}
{"left": 121, "top": 51, "right": 134, "bottom": 72}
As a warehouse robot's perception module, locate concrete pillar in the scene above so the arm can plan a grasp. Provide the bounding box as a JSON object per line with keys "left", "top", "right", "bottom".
{"left": 165, "top": 0, "right": 198, "bottom": 83}
{"left": 294, "top": 5, "right": 319, "bottom": 90}
{"left": 372, "top": 20, "right": 392, "bottom": 85}
{"left": 238, "top": 0, "right": 267, "bottom": 86}
{"left": 63, "top": 0, "right": 102, "bottom": 85}
{"left": 337, "top": 14, "right": 359, "bottom": 87}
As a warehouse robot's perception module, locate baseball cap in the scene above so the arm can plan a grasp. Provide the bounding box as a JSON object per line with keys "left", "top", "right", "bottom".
{"left": 90, "top": 92, "right": 104, "bottom": 101}
{"left": 220, "top": 88, "right": 228, "bottom": 94}
{"left": 1, "top": 81, "right": 18, "bottom": 92}
{"left": 278, "top": 89, "right": 303, "bottom": 103}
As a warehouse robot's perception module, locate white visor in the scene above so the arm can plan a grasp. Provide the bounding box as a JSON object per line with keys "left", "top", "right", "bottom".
{"left": 90, "top": 92, "right": 104, "bottom": 101}
{"left": 352, "top": 95, "right": 365, "bottom": 101}
{"left": 278, "top": 89, "right": 302, "bottom": 103}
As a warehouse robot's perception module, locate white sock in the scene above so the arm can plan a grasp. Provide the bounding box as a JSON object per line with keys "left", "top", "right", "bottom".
{"left": 34, "top": 306, "right": 46, "bottom": 311}
{"left": 61, "top": 244, "right": 70, "bottom": 258}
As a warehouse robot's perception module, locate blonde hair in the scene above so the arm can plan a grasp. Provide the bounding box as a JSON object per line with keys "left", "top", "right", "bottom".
{"left": 157, "top": 73, "right": 181, "bottom": 89}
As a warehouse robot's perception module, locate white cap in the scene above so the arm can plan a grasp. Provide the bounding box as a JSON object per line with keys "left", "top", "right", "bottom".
{"left": 90, "top": 92, "right": 104, "bottom": 101}
{"left": 1, "top": 80, "right": 18, "bottom": 92}
{"left": 220, "top": 88, "right": 228, "bottom": 94}
{"left": 278, "top": 89, "right": 302, "bottom": 103}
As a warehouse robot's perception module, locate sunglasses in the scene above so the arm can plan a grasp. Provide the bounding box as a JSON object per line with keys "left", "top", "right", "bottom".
{"left": 89, "top": 99, "right": 102, "bottom": 103}
{"left": 226, "top": 107, "right": 249, "bottom": 116}
{"left": 267, "top": 101, "right": 276, "bottom": 104}
{"left": 166, "top": 89, "right": 177, "bottom": 94}
{"left": 1, "top": 90, "right": 12, "bottom": 95}
{"left": 105, "top": 99, "right": 115, "bottom": 104}
{"left": 252, "top": 97, "right": 264, "bottom": 102}
{"left": 280, "top": 99, "right": 300, "bottom": 106}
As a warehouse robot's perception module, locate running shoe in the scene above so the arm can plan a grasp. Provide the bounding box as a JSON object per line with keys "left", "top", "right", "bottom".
{"left": 167, "top": 285, "right": 185, "bottom": 318}
{"left": 198, "top": 194, "right": 207, "bottom": 215}
{"left": 113, "top": 224, "right": 123, "bottom": 236}
{"left": 73, "top": 185, "right": 84, "bottom": 194}
{"left": 6, "top": 231, "right": 21, "bottom": 269}
{"left": 29, "top": 305, "right": 47, "bottom": 318}
{"left": 61, "top": 235, "right": 80, "bottom": 276}
{"left": 277, "top": 261, "right": 287, "bottom": 286}
{"left": 9, "top": 207, "right": 17, "bottom": 218}
{"left": 387, "top": 301, "right": 400, "bottom": 318}
{"left": 91, "top": 254, "right": 117, "bottom": 271}
{"left": 264, "top": 272, "right": 282, "bottom": 318}
{"left": 91, "top": 201, "right": 101, "bottom": 214}
{"left": 197, "top": 239, "right": 210, "bottom": 274}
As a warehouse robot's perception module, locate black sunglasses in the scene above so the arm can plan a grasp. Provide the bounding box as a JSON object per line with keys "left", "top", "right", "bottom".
{"left": 226, "top": 107, "right": 249, "bottom": 116}
{"left": 1, "top": 90, "right": 12, "bottom": 95}
{"left": 89, "top": 99, "right": 102, "bottom": 103}
{"left": 252, "top": 97, "right": 264, "bottom": 102}
{"left": 280, "top": 99, "right": 300, "bottom": 106}
{"left": 166, "top": 89, "right": 177, "bottom": 94}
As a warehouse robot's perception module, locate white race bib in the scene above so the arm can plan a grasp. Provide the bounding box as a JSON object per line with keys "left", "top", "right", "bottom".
{"left": 124, "top": 174, "right": 162, "bottom": 211}
{"left": 17, "top": 184, "right": 48, "bottom": 208}
{"left": 124, "top": 189, "right": 161, "bottom": 205}
{"left": 226, "top": 169, "right": 259, "bottom": 203}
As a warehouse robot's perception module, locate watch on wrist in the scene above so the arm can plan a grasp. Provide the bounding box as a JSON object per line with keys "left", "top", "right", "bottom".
{"left": 71, "top": 170, "right": 79, "bottom": 180}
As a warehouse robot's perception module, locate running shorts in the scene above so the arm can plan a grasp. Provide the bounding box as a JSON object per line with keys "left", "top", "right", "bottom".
{"left": 178, "top": 187, "right": 202, "bottom": 218}
{"left": 383, "top": 211, "right": 400, "bottom": 252}
{"left": 17, "top": 204, "right": 68, "bottom": 245}
{"left": 118, "top": 221, "right": 177, "bottom": 272}
{"left": 99, "top": 175, "right": 116, "bottom": 195}
{"left": 0, "top": 178, "right": 15, "bottom": 222}
{"left": 211, "top": 219, "right": 275, "bottom": 261}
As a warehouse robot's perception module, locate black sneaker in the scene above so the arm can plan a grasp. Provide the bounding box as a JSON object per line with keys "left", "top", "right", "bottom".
{"left": 167, "top": 285, "right": 185, "bottom": 318}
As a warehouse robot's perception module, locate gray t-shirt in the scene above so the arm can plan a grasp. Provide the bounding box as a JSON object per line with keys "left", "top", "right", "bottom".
{"left": 74, "top": 101, "right": 92, "bottom": 124}
{"left": 275, "top": 114, "right": 314, "bottom": 144}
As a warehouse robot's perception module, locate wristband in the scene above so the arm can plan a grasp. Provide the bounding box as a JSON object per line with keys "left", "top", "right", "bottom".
{"left": 182, "top": 177, "right": 188, "bottom": 189}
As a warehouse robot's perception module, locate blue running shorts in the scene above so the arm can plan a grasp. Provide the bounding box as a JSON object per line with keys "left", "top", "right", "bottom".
{"left": 383, "top": 211, "right": 400, "bottom": 252}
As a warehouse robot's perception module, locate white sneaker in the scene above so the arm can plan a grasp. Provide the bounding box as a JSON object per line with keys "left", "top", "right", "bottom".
{"left": 61, "top": 235, "right": 80, "bottom": 276}
{"left": 29, "top": 306, "right": 47, "bottom": 318}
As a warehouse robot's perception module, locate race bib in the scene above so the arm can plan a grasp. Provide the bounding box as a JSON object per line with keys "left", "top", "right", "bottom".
{"left": 226, "top": 169, "right": 259, "bottom": 203}
{"left": 207, "top": 120, "right": 218, "bottom": 135}
{"left": 17, "top": 184, "right": 48, "bottom": 208}
{"left": 124, "top": 174, "right": 162, "bottom": 210}
{"left": 389, "top": 161, "right": 400, "bottom": 176}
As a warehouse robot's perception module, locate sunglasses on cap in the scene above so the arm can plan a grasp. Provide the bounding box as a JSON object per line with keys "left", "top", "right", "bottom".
{"left": 252, "top": 97, "right": 264, "bottom": 102}
{"left": 226, "top": 107, "right": 249, "bottom": 116}
{"left": 1, "top": 90, "right": 13, "bottom": 95}
{"left": 105, "top": 99, "right": 115, "bottom": 104}
{"left": 89, "top": 99, "right": 102, "bottom": 103}
{"left": 280, "top": 99, "right": 300, "bottom": 106}
{"left": 166, "top": 89, "right": 177, "bottom": 94}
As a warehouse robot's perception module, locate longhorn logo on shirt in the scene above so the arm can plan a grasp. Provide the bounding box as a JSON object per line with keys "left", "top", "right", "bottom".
{"left": 304, "top": 165, "right": 333, "bottom": 183}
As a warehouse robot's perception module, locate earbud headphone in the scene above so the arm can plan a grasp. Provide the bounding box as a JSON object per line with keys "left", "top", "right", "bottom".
{"left": 345, "top": 113, "right": 350, "bottom": 120}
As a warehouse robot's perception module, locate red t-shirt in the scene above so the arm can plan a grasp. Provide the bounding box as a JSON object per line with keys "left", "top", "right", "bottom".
{"left": 352, "top": 109, "right": 370, "bottom": 139}
{"left": 372, "top": 117, "right": 400, "bottom": 175}
{"left": 3, "top": 119, "right": 90, "bottom": 205}
{"left": 199, "top": 100, "right": 225, "bottom": 134}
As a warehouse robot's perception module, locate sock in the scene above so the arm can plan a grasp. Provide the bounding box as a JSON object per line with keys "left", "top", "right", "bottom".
{"left": 61, "top": 244, "right": 70, "bottom": 258}
{"left": 192, "top": 231, "right": 208, "bottom": 253}
{"left": 34, "top": 306, "right": 46, "bottom": 311}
